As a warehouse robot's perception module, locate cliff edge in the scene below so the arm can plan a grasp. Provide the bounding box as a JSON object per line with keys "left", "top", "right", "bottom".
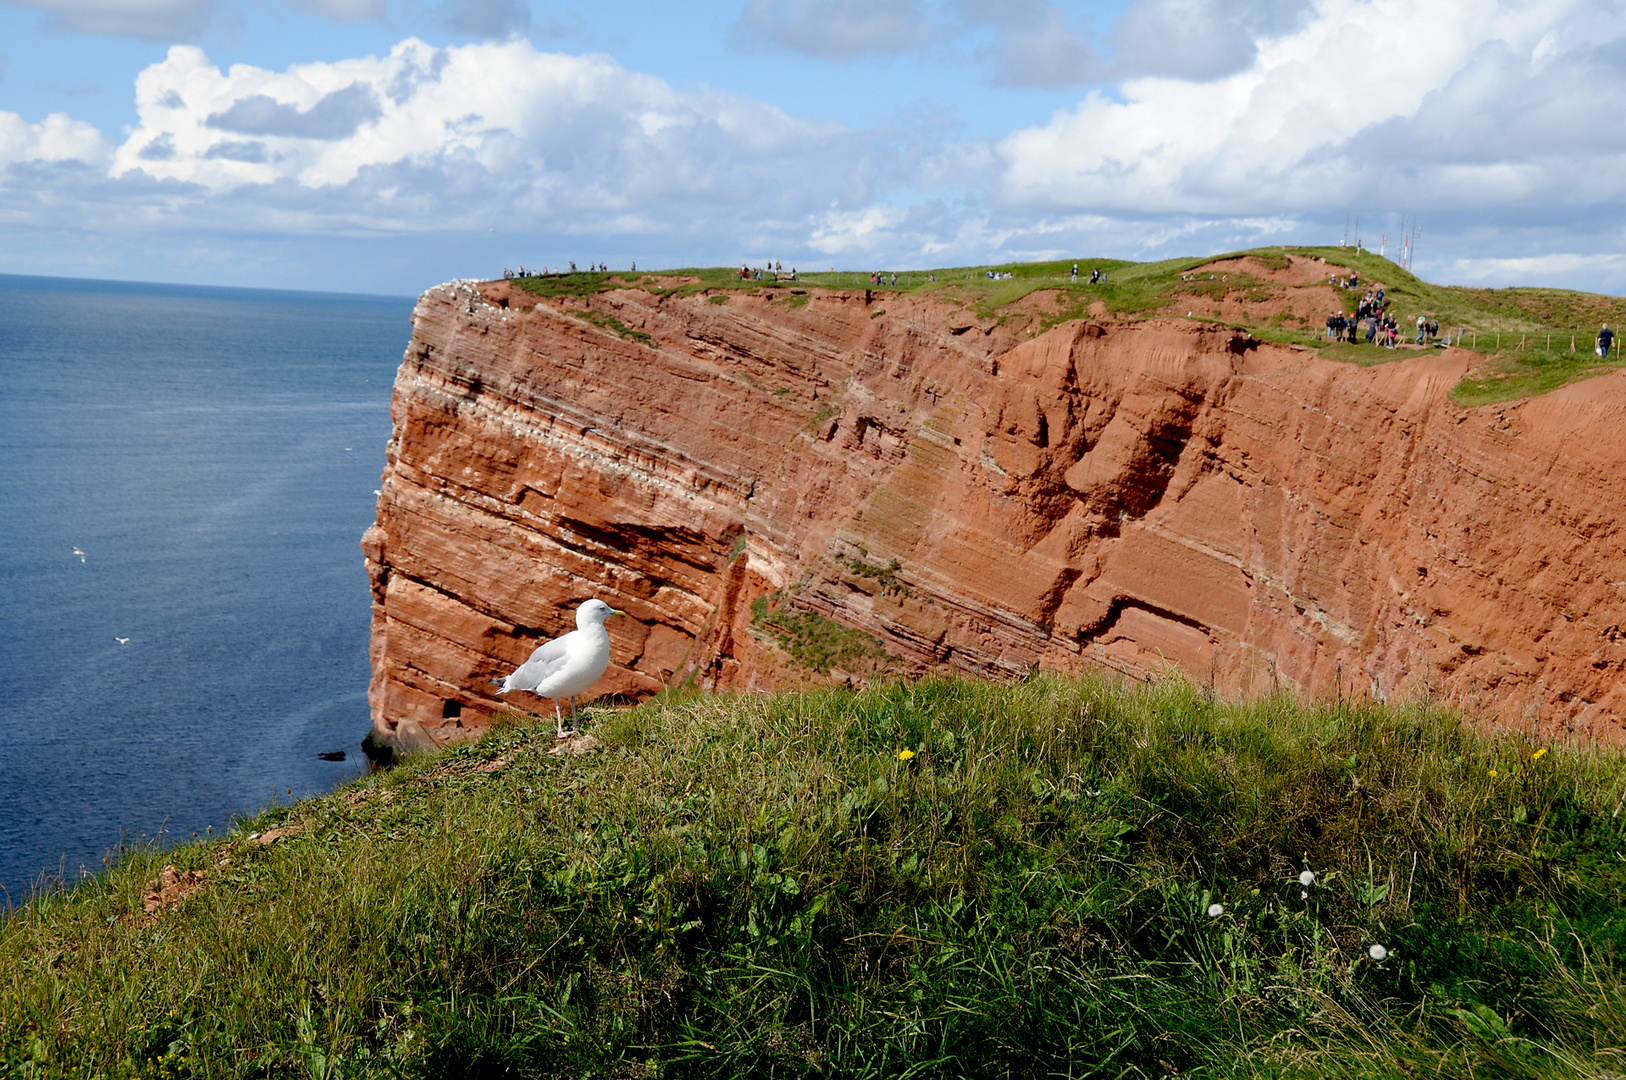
{"left": 363, "top": 269, "right": 1626, "bottom": 751}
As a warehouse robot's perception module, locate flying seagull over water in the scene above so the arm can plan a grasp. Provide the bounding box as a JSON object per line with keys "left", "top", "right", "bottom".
{"left": 115, "top": 637, "right": 129, "bottom": 645}
{"left": 492, "top": 598, "right": 624, "bottom": 738}
{"left": 73, "top": 547, "right": 85, "bottom": 563}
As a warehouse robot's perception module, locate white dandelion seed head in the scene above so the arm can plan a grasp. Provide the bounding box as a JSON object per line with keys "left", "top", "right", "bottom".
{"left": 1299, "top": 870, "right": 1316, "bottom": 886}
{"left": 1369, "top": 944, "right": 1388, "bottom": 961}
{"left": 1207, "top": 903, "right": 1224, "bottom": 918}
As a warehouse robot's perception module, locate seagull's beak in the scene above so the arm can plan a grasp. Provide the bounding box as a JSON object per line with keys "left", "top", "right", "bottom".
{"left": 611, "top": 608, "right": 627, "bottom": 618}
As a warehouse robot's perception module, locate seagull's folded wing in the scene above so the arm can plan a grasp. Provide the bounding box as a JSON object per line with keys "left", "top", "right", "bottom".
{"left": 510, "top": 634, "right": 573, "bottom": 689}
{"left": 525, "top": 635, "right": 571, "bottom": 667}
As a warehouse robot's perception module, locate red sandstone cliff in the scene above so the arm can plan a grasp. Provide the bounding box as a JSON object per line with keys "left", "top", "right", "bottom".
{"left": 362, "top": 274, "right": 1626, "bottom": 751}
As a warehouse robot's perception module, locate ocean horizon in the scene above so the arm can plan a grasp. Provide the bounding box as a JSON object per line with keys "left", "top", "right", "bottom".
{"left": 0, "top": 272, "right": 415, "bottom": 906}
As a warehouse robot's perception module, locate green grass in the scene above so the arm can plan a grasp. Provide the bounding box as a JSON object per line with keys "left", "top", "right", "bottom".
{"left": 560, "top": 308, "right": 653, "bottom": 348}
{"left": 1275, "top": 247, "right": 1626, "bottom": 404}
{"left": 6, "top": 675, "right": 1626, "bottom": 1078}
{"left": 503, "top": 248, "right": 1626, "bottom": 405}
{"left": 838, "top": 554, "right": 911, "bottom": 599}
{"left": 748, "top": 593, "right": 895, "bottom": 675}
{"left": 509, "top": 272, "right": 644, "bottom": 300}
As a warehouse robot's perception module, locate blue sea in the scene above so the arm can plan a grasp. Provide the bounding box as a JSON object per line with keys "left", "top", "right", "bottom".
{"left": 0, "top": 273, "right": 413, "bottom": 906}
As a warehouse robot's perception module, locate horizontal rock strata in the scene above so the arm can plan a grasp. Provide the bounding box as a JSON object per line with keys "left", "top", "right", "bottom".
{"left": 364, "top": 276, "right": 1626, "bottom": 750}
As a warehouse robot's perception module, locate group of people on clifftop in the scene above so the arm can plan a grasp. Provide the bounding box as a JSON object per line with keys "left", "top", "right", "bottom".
{"left": 1325, "top": 286, "right": 1442, "bottom": 348}
{"left": 503, "top": 260, "right": 625, "bottom": 279}
{"left": 741, "top": 261, "right": 796, "bottom": 281}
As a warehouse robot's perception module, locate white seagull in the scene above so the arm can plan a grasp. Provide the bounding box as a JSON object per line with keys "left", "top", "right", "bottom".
{"left": 492, "top": 598, "right": 625, "bottom": 737}
{"left": 73, "top": 547, "right": 86, "bottom": 563}
{"left": 115, "top": 637, "right": 129, "bottom": 645}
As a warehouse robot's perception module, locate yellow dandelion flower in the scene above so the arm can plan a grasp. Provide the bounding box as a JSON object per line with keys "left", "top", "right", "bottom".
{"left": 1531, "top": 748, "right": 1547, "bottom": 762}
{"left": 898, "top": 749, "right": 915, "bottom": 761}
{"left": 1489, "top": 769, "right": 1498, "bottom": 778}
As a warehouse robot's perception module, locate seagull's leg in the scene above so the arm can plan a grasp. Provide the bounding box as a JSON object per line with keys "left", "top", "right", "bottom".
{"left": 567, "top": 696, "right": 579, "bottom": 735}
{"left": 554, "top": 698, "right": 565, "bottom": 739}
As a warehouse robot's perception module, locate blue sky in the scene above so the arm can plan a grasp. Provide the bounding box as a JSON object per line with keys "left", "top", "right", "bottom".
{"left": 2, "top": 0, "right": 1623, "bottom": 296}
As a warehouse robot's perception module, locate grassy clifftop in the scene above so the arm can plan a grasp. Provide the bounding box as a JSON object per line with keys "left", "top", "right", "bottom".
{"left": 6, "top": 676, "right": 1626, "bottom": 1077}
{"left": 514, "top": 248, "right": 1626, "bottom": 407}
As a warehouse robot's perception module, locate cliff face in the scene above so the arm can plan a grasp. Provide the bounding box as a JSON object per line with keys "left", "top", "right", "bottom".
{"left": 363, "top": 277, "right": 1626, "bottom": 751}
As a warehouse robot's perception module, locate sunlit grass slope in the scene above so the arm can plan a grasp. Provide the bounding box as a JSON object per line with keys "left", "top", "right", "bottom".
{"left": 6, "top": 676, "right": 1626, "bottom": 1077}
{"left": 513, "top": 249, "right": 1626, "bottom": 406}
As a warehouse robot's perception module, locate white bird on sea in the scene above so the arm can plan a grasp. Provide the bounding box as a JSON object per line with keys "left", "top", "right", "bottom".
{"left": 492, "top": 598, "right": 625, "bottom": 738}
{"left": 115, "top": 637, "right": 129, "bottom": 645}
{"left": 73, "top": 547, "right": 85, "bottom": 563}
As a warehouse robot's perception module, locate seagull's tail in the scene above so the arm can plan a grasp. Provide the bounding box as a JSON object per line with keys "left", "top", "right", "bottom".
{"left": 491, "top": 675, "right": 512, "bottom": 693}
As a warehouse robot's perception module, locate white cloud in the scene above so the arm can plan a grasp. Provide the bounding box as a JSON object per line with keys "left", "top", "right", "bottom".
{"left": 808, "top": 204, "right": 907, "bottom": 253}
{"left": 1445, "top": 252, "right": 1626, "bottom": 286}
{"left": 0, "top": 110, "right": 108, "bottom": 168}
{"left": 0, "top": 0, "right": 217, "bottom": 40}
{"left": 953, "top": 0, "right": 1101, "bottom": 89}
{"left": 11, "top": 0, "right": 1626, "bottom": 296}
{"left": 102, "top": 38, "right": 905, "bottom": 242}
{"left": 732, "top": 0, "right": 1312, "bottom": 89}
{"left": 731, "top": 0, "right": 933, "bottom": 60}
{"left": 289, "top": 0, "right": 387, "bottom": 21}
{"left": 207, "top": 83, "right": 384, "bottom": 140}
{"left": 433, "top": 0, "right": 530, "bottom": 38}
{"left": 739, "top": 0, "right": 1319, "bottom": 90}
{"left": 1108, "top": 0, "right": 1317, "bottom": 82}
{"left": 3, "top": 0, "right": 531, "bottom": 38}
{"left": 995, "top": 0, "right": 1622, "bottom": 217}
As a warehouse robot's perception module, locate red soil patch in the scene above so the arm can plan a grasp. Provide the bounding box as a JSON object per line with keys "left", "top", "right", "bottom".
{"left": 1191, "top": 253, "right": 1354, "bottom": 287}
{"left": 1163, "top": 253, "right": 1386, "bottom": 328}
{"left": 1159, "top": 282, "right": 1343, "bottom": 328}
{"left": 132, "top": 865, "right": 208, "bottom": 924}
{"left": 1006, "top": 289, "right": 1069, "bottom": 317}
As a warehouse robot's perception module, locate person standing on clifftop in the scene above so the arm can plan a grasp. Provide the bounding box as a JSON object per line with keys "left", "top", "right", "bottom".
{"left": 1599, "top": 324, "right": 1614, "bottom": 358}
